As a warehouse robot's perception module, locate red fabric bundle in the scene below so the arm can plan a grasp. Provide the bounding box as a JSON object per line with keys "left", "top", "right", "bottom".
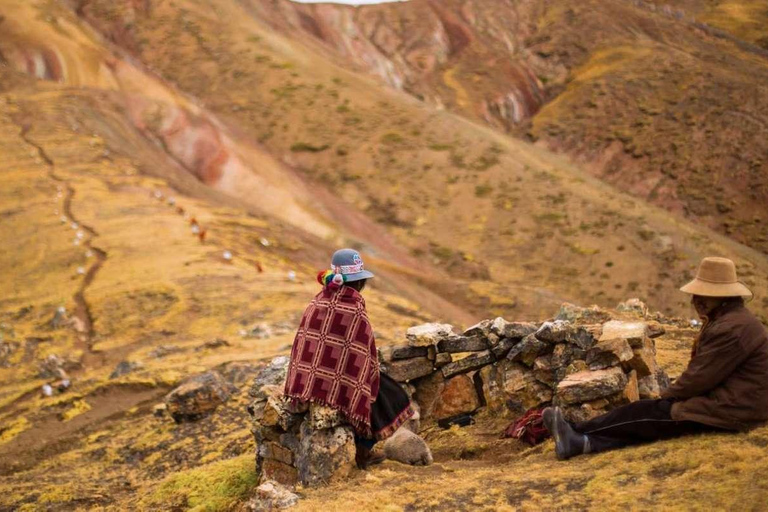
{"left": 502, "top": 407, "right": 551, "bottom": 446}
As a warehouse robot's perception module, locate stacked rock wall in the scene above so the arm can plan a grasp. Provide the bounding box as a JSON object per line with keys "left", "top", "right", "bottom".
{"left": 246, "top": 301, "right": 670, "bottom": 488}
{"left": 384, "top": 302, "right": 668, "bottom": 424}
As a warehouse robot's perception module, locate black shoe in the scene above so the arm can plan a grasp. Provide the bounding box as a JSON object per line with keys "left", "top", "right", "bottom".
{"left": 542, "top": 406, "right": 587, "bottom": 460}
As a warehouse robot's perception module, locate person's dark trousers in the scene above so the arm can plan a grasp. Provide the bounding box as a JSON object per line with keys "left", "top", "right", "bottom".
{"left": 572, "top": 399, "right": 729, "bottom": 453}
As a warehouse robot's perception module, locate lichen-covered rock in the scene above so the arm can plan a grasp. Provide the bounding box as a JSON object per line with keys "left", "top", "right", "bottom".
{"left": 249, "top": 356, "right": 290, "bottom": 400}
{"left": 295, "top": 420, "right": 356, "bottom": 487}
{"left": 164, "top": 371, "right": 234, "bottom": 422}
{"left": 490, "top": 319, "right": 538, "bottom": 340}
{"left": 384, "top": 357, "right": 434, "bottom": 382}
{"left": 499, "top": 360, "right": 553, "bottom": 415}
{"left": 480, "top": 360, "right": 553, "bottom": 415}
{"left": 406, "top": 323, "right": 454, "bottom": 347}
{"left": 586, "top": 338, "right": 634, "bottom": 370}
{"left": 431, "top": 374, "right": 481, "bottom": 420}
{"left": 506, "top": 334, "right": 550, "bottom": 366}
{"left": 261, "top": 389, "right": 303, "bottom": 431}
{"left": 534, "top": 320, "right": 572, "bottom": 343}
{"left": 441, "top": 350, "right": 494, "bottom": 378}
{"left": 532, "top": 354, "right": 556, "bottom": 388}
{"left": 242, "top": 480, "right": 300, "bottom": 511}
{"left": 555, "top": 367, "right": 628, "bottom": 405}
{"left": 307, "top": 403, "right": 345, "bottom": 430}
{"left": 383, "top": 428, "right": 433, "bottom": 466}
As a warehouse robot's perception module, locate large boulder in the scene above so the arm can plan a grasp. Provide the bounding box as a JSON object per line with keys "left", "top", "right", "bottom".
{"left": 164, "top": 371, "right": 234, "bottom": 422}
{"left": 295, "top": 420, "right": 356, "bottom": 487}
{"left": 555, "top": 368, "right": 628, "bottom": 405}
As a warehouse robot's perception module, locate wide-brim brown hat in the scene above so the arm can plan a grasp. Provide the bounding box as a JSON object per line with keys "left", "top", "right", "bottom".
{"left": 680, "top": 256, "right": 753, "bottom": 298}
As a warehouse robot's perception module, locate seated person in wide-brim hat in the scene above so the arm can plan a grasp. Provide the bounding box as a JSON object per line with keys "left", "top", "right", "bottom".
{"left": 543, "top": 256, "right": 768, "bottom": 460}
{"left": 284, "top": 248, "right": 415, "bottom": 469}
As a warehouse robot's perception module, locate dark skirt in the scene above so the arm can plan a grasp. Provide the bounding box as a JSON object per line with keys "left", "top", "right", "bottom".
{"left": 370, "top": 373, "right": 415, "bottom": 441}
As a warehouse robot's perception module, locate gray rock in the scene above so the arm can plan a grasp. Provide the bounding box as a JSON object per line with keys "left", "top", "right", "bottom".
{"left": 383, "top": 428, "right": 433, "bottom": 466}
{"left": 565, "top": 326, "right": 597, "bottom": 350}
{"left": 506, "top": 334, "right": 551, "bottom": 366}
{"left": 109, "top": 360, "right": 143, "bottom": 379}
{"left": 295, "top": 420, "right": 356, "bottom": 487}
{"left": 381, "top": 344, "right": 429, "bottom": 361}
{"left": 384, "top": 357, "right": 434, "bottom": 382}
{"left": 535, "top": 320, "right": 572, "bottom": 343}
{"left": 249, "top": 356, "right": 290, "bottom": 400}
{"left": 436, "top": 334, "right": 489, "bottom": 353}
{"left": 242, "top": 480, "right": 299, "bottom": 511}
{"left": 490, "top": 337, "right": 515, "bottom": 359}
{"left": 406, "top": 323, "right": 454, "bottom": 347}
{"left": 463, "top": 319, "right": 493, "bottom": 337}
{"left": 555, "top": 368, "right": 628, "bottom": 405}
{"left": 493, "top": 320, "right": 538, "bottom": 340}
{"left": 441, "top": 350, "right": 494, "bottom": 378}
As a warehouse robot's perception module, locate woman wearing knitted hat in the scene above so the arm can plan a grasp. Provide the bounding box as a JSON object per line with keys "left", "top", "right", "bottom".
{"left": 284, "top": 249, "right": 415, "bottom": 469}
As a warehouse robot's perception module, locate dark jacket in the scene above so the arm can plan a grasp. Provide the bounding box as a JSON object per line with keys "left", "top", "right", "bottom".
{"left": 662, "top": 301, "right": 768, "bottom": 431}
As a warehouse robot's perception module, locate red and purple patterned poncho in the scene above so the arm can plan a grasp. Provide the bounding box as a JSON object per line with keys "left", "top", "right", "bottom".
{"left": 284, "top": 284, "right": 380, "bottom": 436}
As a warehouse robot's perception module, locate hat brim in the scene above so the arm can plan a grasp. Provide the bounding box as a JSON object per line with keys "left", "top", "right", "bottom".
{"left": 680, "top": 278, "right": 753, "bottom": 299}
{"left": 345, "top": 270, "right": 374, "bottom": 283}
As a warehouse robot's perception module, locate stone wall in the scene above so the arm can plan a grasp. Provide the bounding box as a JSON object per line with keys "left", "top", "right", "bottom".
{"left": 246, "top": 300, "right": 670, "bottom": 488}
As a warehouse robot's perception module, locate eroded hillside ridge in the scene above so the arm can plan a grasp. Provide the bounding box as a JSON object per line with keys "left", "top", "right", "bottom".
{"left": 237, "top": 0, "right": 768, "bottom": 256}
